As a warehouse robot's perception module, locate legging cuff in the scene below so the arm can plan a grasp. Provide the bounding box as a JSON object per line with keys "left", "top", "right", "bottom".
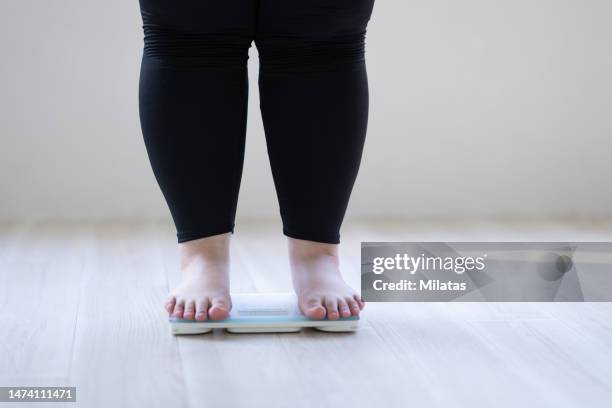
{"left": 283, "top": 228, "right": 340, "bottom": 245}
{"left": 177, "top": 224, "right": 235, "bottom": 243}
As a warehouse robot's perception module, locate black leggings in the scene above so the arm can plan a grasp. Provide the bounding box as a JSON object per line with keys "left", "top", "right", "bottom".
{"left": 138, "top": 0, "right": 374, "bottom": 244}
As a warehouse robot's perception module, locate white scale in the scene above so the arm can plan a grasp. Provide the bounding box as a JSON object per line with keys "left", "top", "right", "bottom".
{"left": 170, "top": 292, "right": 360, "bottom": 334}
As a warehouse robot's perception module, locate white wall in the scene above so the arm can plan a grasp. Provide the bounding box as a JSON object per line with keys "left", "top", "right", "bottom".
{"left": 1, "top": 1, "right": 611, "bottom": 221}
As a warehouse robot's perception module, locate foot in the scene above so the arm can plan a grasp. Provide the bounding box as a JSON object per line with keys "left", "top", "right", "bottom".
{"left": 289, "top": 238, "right": 365, "bottom": 320}
{"left": 165, "top": 233, "right": 232, "bottom": 321}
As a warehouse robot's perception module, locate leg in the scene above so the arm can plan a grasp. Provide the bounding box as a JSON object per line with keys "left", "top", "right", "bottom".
{"left": 256, "top": 0, "right": 374, "bottom": 318}
{"left": 138, "top": 0, "right": 256, "bottom": 319}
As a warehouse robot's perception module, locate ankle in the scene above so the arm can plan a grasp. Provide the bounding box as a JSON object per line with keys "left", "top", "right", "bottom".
{"left": 179, "top": 233, "right": 230, "bottom": 270}
{"left": 288, "top": 237, "right": 339, "bottom": 264}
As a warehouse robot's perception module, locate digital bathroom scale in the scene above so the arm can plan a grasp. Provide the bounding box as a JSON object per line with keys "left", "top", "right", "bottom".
{"left": 170, "top": 292, "right": 359, "bottom": 334}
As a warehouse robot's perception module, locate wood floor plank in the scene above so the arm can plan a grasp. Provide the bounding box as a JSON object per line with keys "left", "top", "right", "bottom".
{"left": 0, "top": 221, "right": 30, "bottom": 260}
{"left": 0, "top": 223, "right": 89, "bottom": 387}
{"left": 276, "top": 322, "right": 441, "bottom": 408}
{"left": 68, "top": 222, "right": 188, "bottom": 408}
{"left": 232, "top": 223, "right": 293, "bottom": 293}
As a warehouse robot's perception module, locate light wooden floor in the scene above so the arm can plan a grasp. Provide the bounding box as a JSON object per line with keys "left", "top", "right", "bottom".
{"left": 1, "top": 220, "right": 611, "bottom": 408}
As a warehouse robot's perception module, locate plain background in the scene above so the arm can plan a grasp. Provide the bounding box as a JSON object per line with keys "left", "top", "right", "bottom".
{"left": 1, "top": 1, "right": 611, "bottom": 222}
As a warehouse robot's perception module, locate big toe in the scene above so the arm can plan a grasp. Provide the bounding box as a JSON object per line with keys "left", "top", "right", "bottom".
{"left": 208, "top": 297, "right": 231, "bottom": 321}
{"left": 300, "top": 297, "right": 326, "bottom": 320}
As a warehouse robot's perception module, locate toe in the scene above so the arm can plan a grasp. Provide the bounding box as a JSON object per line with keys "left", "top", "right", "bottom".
{"left": 354, "top": 294, "right": 366, "bottom": 310}
{"left": 183, "top": 300, "right": 196, "bottom": 320}
{"left": 195, "top": 299, "right": 209, "bottom": 321}
{"left": 347, "top": 297, "right": 360, "bottom": 316}
{"left": 172, "top": 299, "right": 185, "bottom": 319}
{"left": 165, "top": 296, "right": 176, "bottom": 315}
{"left": 208, "top": 296, "right": 231, "bottom": 321}
{"left": 338, "top": 299, "right": 351, "bottom": 318}
{"left": 325, "top": 298, "right": 339, "bottom": 320}
{"left": 300, "top": 297, "right": 326, "bottom": 320}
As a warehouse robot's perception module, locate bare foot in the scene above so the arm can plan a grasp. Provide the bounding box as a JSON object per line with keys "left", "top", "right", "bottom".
{"left": 165, "top": 233, "right": 231, "bottom": 321}
{"left": 289, "top": 238, "right": 365, "bottom": 320}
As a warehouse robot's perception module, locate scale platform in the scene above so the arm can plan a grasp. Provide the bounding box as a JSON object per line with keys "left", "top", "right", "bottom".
{"left": 170, "top": 293, "right": 359, "bottom": 334}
